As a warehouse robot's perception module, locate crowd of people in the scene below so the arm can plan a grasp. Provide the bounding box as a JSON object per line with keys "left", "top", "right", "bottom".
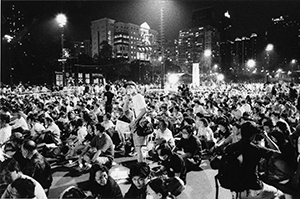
{"left": 0, "top": 80, "right": 299, "bottom": 198}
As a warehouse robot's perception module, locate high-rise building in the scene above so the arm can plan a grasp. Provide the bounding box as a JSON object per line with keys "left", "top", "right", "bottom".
{"left": 72, "top": 40, "right": 91, "bottom": 57}
{"left": 232, "top": 33, "right": 258, "bottom": 73}
{"left": 176, "top": 25, "right": 219, "bottom": 73}
{"left": 266, "top": 15, "right": 300, "bottom": 69}
{"left": 192, "top": 6, "right": 217, "bottom": 28}
{"left": 91, "top": 18, "right": 159, "bottom": 62}
{"left": 219, "top": 11, "right": 233, "bottom": 72}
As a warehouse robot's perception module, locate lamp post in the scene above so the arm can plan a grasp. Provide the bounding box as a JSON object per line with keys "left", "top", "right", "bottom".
{"left": 4, "top": 35, "right": 14, "bottom": 85}
{"left": 265, "top": 44, "right": 273, "bottom": 82}
{"left": 160, "top": 1, "right": 165, "bottom": 89}
{"left": 204, "top": 49, "right": 212, "bottom": 78}
{"left": 56, "top": 14, "right": 67, "bottom": 86}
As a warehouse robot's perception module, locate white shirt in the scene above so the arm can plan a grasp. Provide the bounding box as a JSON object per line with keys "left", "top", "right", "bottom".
{"left": 1, "top": 174, "right": 47, "bottom": 199}
{"left": 77, "top": 126, "right": 88, "bottom": 143}
{"left": 155, "top": 128, "right": 175, "bottom": 148}
{"left": 132, "top": 94, "right": 147, "bottom": 118}
{"left": 11, "top": 117, "right": 29, "bottom": 130}
{"left": 0, "top": 125, "right": 12, "bottom": 145}
{"left": 31, "top": 122, "right": 45, "bottom": 137}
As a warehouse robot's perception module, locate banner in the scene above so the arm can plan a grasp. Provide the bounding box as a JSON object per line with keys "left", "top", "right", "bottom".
{"left": 192, "top": 63, "right": 200, "bottom": 86}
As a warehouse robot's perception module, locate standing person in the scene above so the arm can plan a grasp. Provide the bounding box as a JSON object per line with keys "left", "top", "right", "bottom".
{"left": 124, "top": 162, "right": 150, "bottom": 199}
{"left": 21, "top": 140, "right": 53, "bottom": 195}
{"left": 104, "top": 84, "right": 114, "bottom": 114}
{"left": 123, "top": 81, "right": 147, "bottom": 162}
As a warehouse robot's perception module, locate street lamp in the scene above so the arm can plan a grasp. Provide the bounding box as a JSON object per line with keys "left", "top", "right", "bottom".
{"left": 56, "top": 14, "right": 67, "bottom": 86}
{"left": 3, "top": 35, "right": 14, "bottom": 85}
{"left": 247, "top": 59, "right": 256, "bottom": 68}
{"left": 265, "top": 44, "right": 274, "bottom": 82}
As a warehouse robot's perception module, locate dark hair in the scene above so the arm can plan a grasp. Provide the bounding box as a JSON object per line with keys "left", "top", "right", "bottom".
{"left": 129, "top": 162, "right": 150, "bottom": 179}
{"left": 89, "top": 163, "right": 109, "bottom": 183}
{"left": 148, "top": 178, "right": 169, "bottom": 198}
{"left": 159, "top": 119, "right": 168, "bottom": 128}
{"left": 0, "top": 113, "right": 10, "bottom": 123}
{"left": 157, "top": 141, "right": 173, "bottom": 157}
{"left": 241, "top": 121, "right": 260, "bottom": 140}
{"left": 105, "top": 84, "right": 111, "bottom": 91}
{"left": 22, "top": 140, "right": 37, "bottom": 152}
{"left": 181, "top": 124, "right": 194, "bottom": 135}
{"left": 77, "top": 118, "right": 84, "bottom": 127}
{"left": 3, "top": 158, "right": 21, "bottom": 172}
{"left": 11, "top": 178, "right": 35, "bottom": 198}
{"left": 199, "top": 118, "right": 209, "bottom": 127}
{"left": 95, "top": 123, "right": 105, "bottom": 133}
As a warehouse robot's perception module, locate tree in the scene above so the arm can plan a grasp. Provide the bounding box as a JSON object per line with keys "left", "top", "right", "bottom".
{"left": 99, "top": 40, "right": 112, "bottom": 60}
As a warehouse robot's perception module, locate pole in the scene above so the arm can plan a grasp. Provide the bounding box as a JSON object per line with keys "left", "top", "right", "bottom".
{"left": 9, "top": 45, "right": 13, "bottom": 85}
{"left": 61, "top": 27, "right": 65, "bottom": 86}
{"left": 160, "top": 1, "right": 165, "bottom": 89}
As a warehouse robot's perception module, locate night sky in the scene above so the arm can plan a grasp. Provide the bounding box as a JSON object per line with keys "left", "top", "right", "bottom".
{"left": 2, "top": 0, "right": 300, "bottom": 42}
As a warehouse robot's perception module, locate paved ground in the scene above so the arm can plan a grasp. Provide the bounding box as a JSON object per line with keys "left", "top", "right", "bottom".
{"left": 48, "top": 157, "right": 300, "bottom": 199}
{"left": 48, "top": 157, "right": 232, "bottom": 199}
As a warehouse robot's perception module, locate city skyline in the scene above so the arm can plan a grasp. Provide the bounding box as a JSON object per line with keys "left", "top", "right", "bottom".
{"left": 2, "top": 0, "right": 300, "bottom": 42}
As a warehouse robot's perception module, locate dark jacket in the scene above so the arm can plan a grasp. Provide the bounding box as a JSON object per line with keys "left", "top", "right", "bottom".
{"left": 90, "top": 176, "right": 123, "bottom": 199}
{"left": 22, "top": 152, "right": 52, "bottom": 189}
{"left": 124, "top": 184, "right": 146, "bottom": 199}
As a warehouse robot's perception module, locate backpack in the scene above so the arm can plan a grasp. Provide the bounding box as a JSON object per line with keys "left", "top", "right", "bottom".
{"left": 215, "top": 149, "right": 245, "bottom": 193}
{"left": 136, "top": 118, "right": 154, "bottom": 137}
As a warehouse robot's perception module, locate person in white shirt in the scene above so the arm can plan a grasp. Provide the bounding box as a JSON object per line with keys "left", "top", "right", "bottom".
{"left": 10, "top": 111, "right": 29, "bottom": 131}
{"left": 1, "top": 158, "right": 47, "bottom": 199}
{"left": 27, "top": 113, "right": 45, "bottom": 141}
{"left": 154, "top": 119, "right": 175, "bottom": 149}
{"left": 43, "top": 116, "right": 61, "bottom": 145}
{"left": 123, "top": 81, "right": 147, "bottom": 162}
{"left": 0, "top": 113, "right": 12, "bottom": 146}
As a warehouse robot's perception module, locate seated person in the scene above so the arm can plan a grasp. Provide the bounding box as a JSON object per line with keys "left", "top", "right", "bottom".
{"left": 156, "top": 141, "right": 187, "bottom": 184}
{"left": 88, "top": 163, "right": 122, "bottom": 198}
{"left": 0, "top": 158, "right": 47, "bottom": 199}
{"left": 175, "top": 125, "right": 202, "bottom": 171}
{"left": 124, "top": 162, "right": 150, "bottom": 199}
{"left": 78, "top": 124, "right": 114, "bottom": 171}
{"left": 10, "top": 178, "right": 36, "bottom": 199}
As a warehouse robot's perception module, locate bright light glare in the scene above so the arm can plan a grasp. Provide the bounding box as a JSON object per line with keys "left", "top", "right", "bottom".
{"left": 291, "top": 59, "right": 296, "bottom": 64}
{"left": 213, "top": 64, "right": 218, "bottom": 69}
{"left": 4, "top": 35, "right": 13, "bottom": 43}
{"left": 168, "top": 74, "right": 179, "bottom": 84}
{"left": 247, "top": 59, "right": 256, "bottom": 68}
{"left": 277, "top": 69, "right": 282, "bottom": 73}
{"left": 56, "top": 14, "right": 67, "bottom": 27}
{"left": 266, "top": 44, "right": 274, "bottom": 52}
{"left": 204, "top": 49, "right": 212, "bottom": 57}
{"left": 216, "top": 74, "right": 224, "bottom": 81}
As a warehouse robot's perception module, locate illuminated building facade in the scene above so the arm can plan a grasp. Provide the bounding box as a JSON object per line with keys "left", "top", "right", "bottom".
{"left": 91, "top": 18, "right": 159, "bottom": 62}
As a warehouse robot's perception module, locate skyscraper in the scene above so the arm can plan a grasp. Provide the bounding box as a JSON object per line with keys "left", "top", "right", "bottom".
{"left": 266, "top": 15, "right": 300, "bottom": 69}
{"left": 91, "top": 18, "right": 158, "bottom": 62}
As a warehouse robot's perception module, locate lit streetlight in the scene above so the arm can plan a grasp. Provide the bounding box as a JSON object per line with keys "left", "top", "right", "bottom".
{"left": 247, "top": 59, "right": 256, "bottom": 68}
{"left": 204, "top": 49, "right": 212, "bottom": 57}
{"left": 266, "top": 44, "right": 274, "bottom": 52}
{"left": 56, "top": 13, "right": 67, "bottom": 86}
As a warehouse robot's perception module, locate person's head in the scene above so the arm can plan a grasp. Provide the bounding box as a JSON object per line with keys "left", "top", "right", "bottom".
{"left": 240, "top": 121, "right": 260, "bottom": 141}
{"left": 91, "top": 163, "right": 109, "bottom": 186}
{"left": 157, "top": 141, "right": 173, "bottom": 161}
{"left": 1, "top": 158, "right": 22, "bottom": 184}
{"left": 129, "top": 162, "right": 150, "bottom": 190}
{"left": 199, "top": 118, "right": 209, "bottom": 128}
{"left": 146, "top": 178, "right": 169, "bottom": 199}
{"left": 180, "top": 125, "right": 194, "bottom": 139}
{"left": 158, "top": 119, "right": 168, "bottom": 132}
{"left": 270, "top": 112, "right": 280, "bottom": 124}
{"left": 262, "top": 119, "right": 273, "bottom": 134}
{"left": 44, "top": 116, "right": 53, "bottom": 126}
{"left": 276, "top": 121, "right": 291, "bottom": 135}
{"left": 95, "top": 123, "right": 105, "bottom": 137}
{"left": 0, "top": 113, "right": 10, "bottom": 126}
{"left": 125, "top": 81, "right": 137, "bottom": 95}
{"left": 105, "top": 84, "right": 111, "bottom": 92}
{"left": 217, "top": 120, "right": 228, "bottom": 133}
{"left": 231, "top": 122, "right": 241, "bottom": 135}
{"left": 10, "top": 178, "right": 35, "bottom": 199}
{"left": 21, "top": 140, "right": 37, "bottom": 159}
